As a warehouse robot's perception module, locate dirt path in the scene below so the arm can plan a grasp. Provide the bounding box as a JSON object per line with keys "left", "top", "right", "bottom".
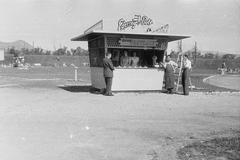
{"left": 0, "top": 78, "right": 239, "bottom": 160}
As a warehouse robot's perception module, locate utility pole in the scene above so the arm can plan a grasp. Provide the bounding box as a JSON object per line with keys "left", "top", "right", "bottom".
{"left": 178, "top": 40, "right": 182, "bottom": 53}
{"left": 194, "top": 42, "right": 197, "bottom": 66}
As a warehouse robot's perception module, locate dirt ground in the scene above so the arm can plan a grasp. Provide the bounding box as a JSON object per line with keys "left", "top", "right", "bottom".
{"left": 0, "top": 77, "right": 239, "bottom": 160}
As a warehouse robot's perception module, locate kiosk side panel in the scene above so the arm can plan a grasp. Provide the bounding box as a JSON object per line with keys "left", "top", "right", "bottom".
{"left": 90, "top": 67, "right": 105, "bottom": 89}
{"left": 112, "top": 68, "right": 164, "bottom": 91}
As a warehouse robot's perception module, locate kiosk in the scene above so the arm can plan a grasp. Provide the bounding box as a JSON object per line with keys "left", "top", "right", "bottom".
{"left": 71, "top": 13, "right": 190, "bottom": 91}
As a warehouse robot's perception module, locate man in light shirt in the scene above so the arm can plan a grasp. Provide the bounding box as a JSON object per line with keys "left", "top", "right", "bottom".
{"left": 182, "top": 54, "right": 191, "bottom": 95}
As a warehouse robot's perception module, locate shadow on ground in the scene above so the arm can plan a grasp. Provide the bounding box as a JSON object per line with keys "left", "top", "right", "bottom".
{"left": 58, "top": 85, "right": 106, "bottom": 95}
{"left": 58, "top": 85, "right": 92, "bottom": 93}
{"left": 58, "top": 85, "right": 186, "bottom": 95}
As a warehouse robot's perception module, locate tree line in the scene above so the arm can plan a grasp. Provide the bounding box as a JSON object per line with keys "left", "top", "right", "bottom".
{"left": 5, "top": 45, "right": 237, "bottom": 59}
{"left": 5, "top": 46, "right": 89, "bottom": 56}
{"left": 169, "top": 50, "right": 237, "bottom": 59}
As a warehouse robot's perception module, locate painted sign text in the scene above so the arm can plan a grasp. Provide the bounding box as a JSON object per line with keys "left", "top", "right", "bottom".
{"left": 119, "top": 38, "right": 158, "bottom": 47}
{"left": 117, "top": 15, "right": 153, "bottom": 31}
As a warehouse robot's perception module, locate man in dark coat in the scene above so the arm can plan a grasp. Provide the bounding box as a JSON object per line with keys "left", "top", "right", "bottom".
{"left": 103, "top": 52, "right": 115, "bottom": 96}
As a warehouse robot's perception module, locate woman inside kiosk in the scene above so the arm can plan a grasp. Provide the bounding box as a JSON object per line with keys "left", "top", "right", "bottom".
{"left": 130, "top": 51, "right": 139, "bottom": 67}
{"left": 110, "top": 48, "right": 164, "bottom": 68}
{"left": 120, "top": 50, "right": 131, "bottom": 67}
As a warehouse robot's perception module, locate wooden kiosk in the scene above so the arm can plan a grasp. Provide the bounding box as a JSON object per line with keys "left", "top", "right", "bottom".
{"left": 71, "top": 13, "right": 190, "bottom": 91}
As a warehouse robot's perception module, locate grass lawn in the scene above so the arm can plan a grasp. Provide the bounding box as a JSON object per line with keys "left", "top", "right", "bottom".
{"left": 0, "top": 66, "right": 91, "bottom": 80}
{"left": 174, "top": 68, "right": 240, "bottom": 93}
{"left": 0, "top": 65, "right": 239, "bottom": 93}
{"left": 188, "top": 74, "right": 239, "bottom": 92}
{"left": 1, "top": 54, "right": 240, "bottom": 92}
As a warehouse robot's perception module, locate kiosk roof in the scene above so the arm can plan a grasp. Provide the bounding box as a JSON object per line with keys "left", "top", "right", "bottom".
{"left": 71, "top": 30, "right": 190, "bottom": 42}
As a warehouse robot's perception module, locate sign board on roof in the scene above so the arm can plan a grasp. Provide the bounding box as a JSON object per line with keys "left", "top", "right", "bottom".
{"left": 84, "top": 13, "right": 169, "bottom": 34}
{"left": 119, "top": 38, "right": 158, "bottom": 47}
{"left": 116, "top": 13, "right": 169, "bottom": 33}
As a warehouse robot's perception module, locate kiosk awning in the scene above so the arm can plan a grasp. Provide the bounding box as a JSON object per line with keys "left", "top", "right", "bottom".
{"left": 71, "top": 30, "right": 190, "bottom": 42}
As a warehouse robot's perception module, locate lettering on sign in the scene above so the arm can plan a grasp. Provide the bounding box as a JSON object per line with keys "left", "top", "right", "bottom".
{"left": 117, "top": 15, "right": 153, "bottom": 31}
{"left": 117, "top": 14, "right": 169, "bottom": 33}
{"left": 119, "top": 38, "right": 158, "bottom": 47}
{"left": 146, "top": 24, "right": 169, "bottom": 33}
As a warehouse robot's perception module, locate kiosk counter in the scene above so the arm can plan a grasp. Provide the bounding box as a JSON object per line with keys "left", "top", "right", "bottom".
{"left": 71, "top": 13, "right": 190, "bottom": 91}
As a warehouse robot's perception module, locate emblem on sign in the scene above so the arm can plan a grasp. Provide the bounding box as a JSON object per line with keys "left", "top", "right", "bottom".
{"left": 119, "top": 38, "right": 158, "bottom": 47}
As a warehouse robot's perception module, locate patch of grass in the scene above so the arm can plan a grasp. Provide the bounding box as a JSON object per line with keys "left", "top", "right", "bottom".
{"left": 177, "top": 136, "right": 240, "bottom": 160}
{"left": 0, "top": 66, "right": 91, "bottom": 80}
{"left": 190, "top": 75, "right": 238, "bottom": 92}
{"left": 174, "top": 71, "right": 239, "bottom": 93}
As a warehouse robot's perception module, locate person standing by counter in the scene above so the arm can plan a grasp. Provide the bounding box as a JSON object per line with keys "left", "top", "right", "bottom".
{"left": 103, "top": 52, "right": 115, "bottom": 96}
{"left": 120, "top": 50, "right": 131, "bottom": 67}
{"left": 160, "top": 55, "right": 178, "bottom": 94}
{"left": 182, "top": 54, "right": 191, "bottom": 96}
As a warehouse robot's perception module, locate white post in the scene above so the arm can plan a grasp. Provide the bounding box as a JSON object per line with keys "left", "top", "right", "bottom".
{"left": 74, "top": 67, "right": 78, "bottom": 81}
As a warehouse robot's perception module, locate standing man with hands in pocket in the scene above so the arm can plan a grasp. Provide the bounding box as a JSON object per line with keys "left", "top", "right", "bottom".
{"left": 103, "top": 52, "right": 115, "bottom": 96}
{"left": 182, "top": 54, "right": 192, "bottom": 96}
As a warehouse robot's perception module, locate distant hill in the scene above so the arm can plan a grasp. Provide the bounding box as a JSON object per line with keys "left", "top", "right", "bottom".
{"left": 0, "top": 40, "right": 34, "bottom": 50}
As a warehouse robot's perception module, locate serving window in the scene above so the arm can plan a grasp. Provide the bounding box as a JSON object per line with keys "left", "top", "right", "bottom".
{"left": 107, "top": 48, "right": 164, "bottom": 68}
{"left": 88, "top": 35, "right": 167, "bottom": 68}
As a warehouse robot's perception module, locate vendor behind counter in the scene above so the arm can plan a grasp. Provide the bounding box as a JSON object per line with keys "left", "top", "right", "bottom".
{"left": 109, "top": 48, "right": 164, "bottom": 68}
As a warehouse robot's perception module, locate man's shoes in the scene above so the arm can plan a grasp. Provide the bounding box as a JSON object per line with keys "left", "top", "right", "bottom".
{"left": 167, "top": 89, "right": 173, "bottom": 94}
{"left": 104, "top": 93, "right": 114, "bottom": 96}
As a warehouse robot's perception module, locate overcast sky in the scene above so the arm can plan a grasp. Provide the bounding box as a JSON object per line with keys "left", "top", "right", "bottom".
{"left": 0, "top": 0, "right": 239, "bottom": 54}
